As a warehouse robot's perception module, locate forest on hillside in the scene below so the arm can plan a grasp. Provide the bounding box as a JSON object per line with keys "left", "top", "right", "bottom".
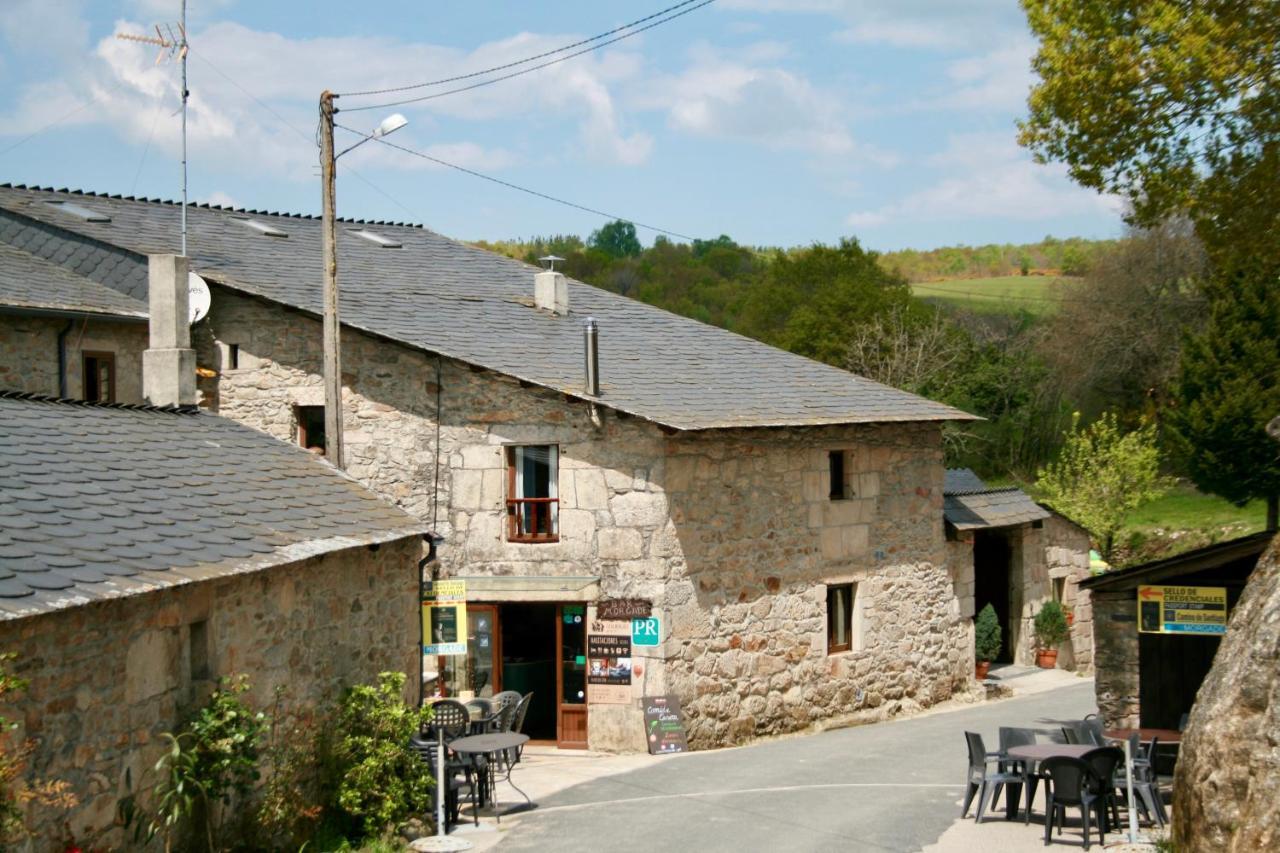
{"left": 472, "top": 220, "right": 1206, "bottom": 497}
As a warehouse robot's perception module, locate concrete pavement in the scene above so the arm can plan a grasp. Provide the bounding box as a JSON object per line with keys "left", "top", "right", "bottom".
{"left": 462, "top": 674, "right": 1098, "bottom": 852}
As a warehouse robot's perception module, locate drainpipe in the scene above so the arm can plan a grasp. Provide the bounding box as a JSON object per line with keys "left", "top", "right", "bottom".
{"left": 584, "top": 317, "right": 602, "bottom": 428}
{"left": 56, "top": 320, "right": 73, "bottom": 398}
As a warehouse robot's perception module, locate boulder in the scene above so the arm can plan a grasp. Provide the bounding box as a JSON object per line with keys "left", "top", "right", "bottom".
{"left": 1173, "top": 536, "right": 1280, "bottom": 851}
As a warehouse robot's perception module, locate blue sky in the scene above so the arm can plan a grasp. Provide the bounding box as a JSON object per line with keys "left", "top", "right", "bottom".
{"left": 0, "top": 1, "right": 1122, "bottom": 250}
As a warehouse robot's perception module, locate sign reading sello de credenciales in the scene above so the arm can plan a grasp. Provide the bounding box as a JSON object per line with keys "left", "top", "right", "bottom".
{"left": 1137, "top": 584, "right": 1228, "bottom": 635}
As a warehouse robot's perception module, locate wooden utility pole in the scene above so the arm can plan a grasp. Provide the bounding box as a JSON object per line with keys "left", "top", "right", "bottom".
{"left": 319, "top": 90, "right": 344, "bottom": 469}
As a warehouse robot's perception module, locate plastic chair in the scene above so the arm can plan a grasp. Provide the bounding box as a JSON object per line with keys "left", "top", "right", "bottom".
{"left": 1118, "top": 736, "right": 1166, "bottom": 827}
{"left": 1081, "top": 746, "right": 1124, "bottom": 831}
{"left": 464, "top": 697, "right": 493, "bottom": 721}
{"left": 998, "top": 727, "right": 1039, "bottom": 823}
{"left": 427, "top": 699, "right": 471, "bottom": 741}
{"left": 409, "top": 732, "right": 474, "bottom": 829}
{"left": 962, "top": 731, "right": 1025, "bottom": 824}
{"left": 503, "top": 692, "right": 534, "bottom": 769}
{"left": 1041, "top": 756, "right": 1107, "bottom": 850}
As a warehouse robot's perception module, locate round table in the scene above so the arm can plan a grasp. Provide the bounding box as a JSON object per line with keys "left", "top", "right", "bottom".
{"left": 448, "top": 733, "right": 532, "bottom": 821}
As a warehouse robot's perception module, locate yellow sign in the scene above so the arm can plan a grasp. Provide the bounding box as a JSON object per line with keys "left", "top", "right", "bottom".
{"left": 423, "top": 580, "right": 468, "bottom": 655}
{"left": 1137, "top": 585, "right": 1228, "bottom": 635}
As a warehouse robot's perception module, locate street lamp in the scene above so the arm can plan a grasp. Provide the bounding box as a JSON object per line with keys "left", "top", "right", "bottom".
{"left": 318, "top": 92, "right": 407, "bottom": 469}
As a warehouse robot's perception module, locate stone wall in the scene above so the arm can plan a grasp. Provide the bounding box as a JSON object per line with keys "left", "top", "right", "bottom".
{"left": 1091, "top": 589, "right": 1140, "bottom": 727}
{"left": 0, "top": 314, "right": 147, "bottom": 403}
{"left": 0, "top": 538, "right": 421, "bottom": 847}
{"left": 1045, "top": 515, "right": 1093, "bottom": 672}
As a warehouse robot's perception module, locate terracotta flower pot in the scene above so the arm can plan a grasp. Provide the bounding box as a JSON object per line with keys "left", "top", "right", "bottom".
{"left": 975, "top": 660, "right": 991, "bottom": 680}
{"left": 1036, "top": 649, "right": 1058, "bottom": 669}
{"left": 1066, "top": 611, "right": 1075, "bottom": 627}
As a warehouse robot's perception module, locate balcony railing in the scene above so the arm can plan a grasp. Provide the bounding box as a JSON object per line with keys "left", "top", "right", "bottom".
{"left": 507, "top": 497, "right": 558, "bottom": 543}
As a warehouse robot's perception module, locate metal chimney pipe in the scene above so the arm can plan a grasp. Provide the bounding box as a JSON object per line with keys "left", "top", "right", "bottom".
{"left": 584, "top": 317, "right": 599, "bottom": 397}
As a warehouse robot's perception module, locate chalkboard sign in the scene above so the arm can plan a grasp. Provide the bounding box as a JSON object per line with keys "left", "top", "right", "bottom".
{"left": 642, "top": 695, "right": 689, "bottom": 755}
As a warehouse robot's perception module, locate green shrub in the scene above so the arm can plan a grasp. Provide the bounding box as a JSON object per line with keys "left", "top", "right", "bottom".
{"left": 975, "top": 604, "right": 1002, "bottom": 662}
{"left": 332, "top": 672, "right": 433, "bottom": 838}
{"left": 1034, "top": 600, "right": 1070, "bottom": 649}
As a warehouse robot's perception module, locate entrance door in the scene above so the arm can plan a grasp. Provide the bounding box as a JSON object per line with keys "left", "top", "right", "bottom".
{"left": 441, "top": 605, "right": 500, "bottom": 699}
{"left": 557, "top": 604, "right": 588, "bottom": 749}
{"left": 973, "top": 530, "right": 1014, "bottom": 663}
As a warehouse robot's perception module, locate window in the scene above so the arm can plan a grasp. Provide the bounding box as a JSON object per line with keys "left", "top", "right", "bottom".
{"left": 228, "top": 344, "right": 240, "bottom": 369}
{"left": 506, "top": 445, "right": 558, "bottom": 542}
{"left": 82, "top": 352, "right": 115, "bottom": 403}
{"left": 296, "top": 405, "right": 326, "bottom": 455}
{"left": 828, "top": 450, "right": 848, "bottom": 500}
{"left": 827, "top": 583, "right": 855, "bottom": 654}
{"left": 1053, "top": 577, "right": 1066, "bottom": 604}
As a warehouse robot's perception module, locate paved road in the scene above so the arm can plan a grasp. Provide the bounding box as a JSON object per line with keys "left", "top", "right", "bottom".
{"left": 495, "top": 682, "right": 1095, "bottom": 853}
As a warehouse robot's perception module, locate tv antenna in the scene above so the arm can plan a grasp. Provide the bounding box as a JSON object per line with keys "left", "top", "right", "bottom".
{"left": 115, "top": 2, "right": 190, "bottom": 255}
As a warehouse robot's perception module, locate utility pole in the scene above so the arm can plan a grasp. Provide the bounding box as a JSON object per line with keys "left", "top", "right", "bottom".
{"left": 319, "top": 90, "right": 345, "bottom": 469}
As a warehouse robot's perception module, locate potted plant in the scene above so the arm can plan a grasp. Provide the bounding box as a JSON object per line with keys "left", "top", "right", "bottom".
{"left": 1034, "top": 600, "right": 1070, "bottom": 668}
{"left": 974, "top": 603, "right": 1002, "bottom": 680}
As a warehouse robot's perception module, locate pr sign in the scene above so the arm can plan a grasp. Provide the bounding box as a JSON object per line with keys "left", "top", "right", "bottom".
{"left": 1137, "top": 585, "right": 1228, "bottom": 635}
{"left": 631, "top": 616, "right": 661, "bottom": 646}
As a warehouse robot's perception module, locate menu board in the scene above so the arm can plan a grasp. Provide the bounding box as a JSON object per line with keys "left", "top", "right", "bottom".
{"left": 643, "top": 695, "right": 689, "bottom": 754}
{"left": 587, "top": 620, "right": 632, "bottom": 704}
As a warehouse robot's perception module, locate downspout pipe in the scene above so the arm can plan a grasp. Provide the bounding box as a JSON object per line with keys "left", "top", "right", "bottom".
{"left": 56, "top": 320, "right": 73, "bottom": 398}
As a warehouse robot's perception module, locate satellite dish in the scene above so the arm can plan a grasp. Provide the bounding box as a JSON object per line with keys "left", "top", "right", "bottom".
{"left": 188, "top": 271, "right": 211, "bottom": 324}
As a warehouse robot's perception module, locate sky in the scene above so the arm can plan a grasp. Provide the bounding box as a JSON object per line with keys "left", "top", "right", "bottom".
{"left": 0, "top": 0, "right": 1124, "bottom": 251}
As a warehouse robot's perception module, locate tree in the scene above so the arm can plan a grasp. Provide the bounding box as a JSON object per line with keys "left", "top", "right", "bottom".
{"left": 1037, "top": 411, "right": 1171, "bottom": 561}
{"left": 1167, "top": 272, "right": 1280, "bottom": 530}
{"left": 587, "top": 220, "right": 642, "bottom": 258}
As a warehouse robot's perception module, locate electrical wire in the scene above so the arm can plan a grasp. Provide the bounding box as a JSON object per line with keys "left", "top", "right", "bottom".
{"left": 0, "top": 77, "right": 129, "bottom": 158}
{"left": 336, "top": 122, "right": 697, "bottom": 240}
{"left": 337, "top": 0, "right": 706, "bottom": 98}
{"left": 338, "top": 0, "right": 715, "bottom": 113}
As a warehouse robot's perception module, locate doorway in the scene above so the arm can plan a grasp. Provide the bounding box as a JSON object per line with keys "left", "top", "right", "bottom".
{"left": 973, "top": 530, "right": 1014, "bottom": 663}
{"left": 499, "top": 603, "right": 557, "bottom": 741}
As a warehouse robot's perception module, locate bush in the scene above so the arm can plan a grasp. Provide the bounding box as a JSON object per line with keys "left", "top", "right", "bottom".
{"left": 1034, "top": 600, "right": 1070, "bottom": 649}
{"left": 256, "top": 688, "right": 326, "bottom": 847}
{"left": 975, "top": 604, "right": 1002, "bottom": 662}
{"left": 332, "top": 672, "right": 433, "bottom": 838}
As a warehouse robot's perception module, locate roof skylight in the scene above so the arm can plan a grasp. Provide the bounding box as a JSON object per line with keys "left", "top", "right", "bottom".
{"left": 233, "top": 217, "right": 288, "bottom": 238}
{"left": 350, "top": 229, "right": 402, "bottom": 248}
{"left": 42, "top": 201, "right": 110, "bottom": 223}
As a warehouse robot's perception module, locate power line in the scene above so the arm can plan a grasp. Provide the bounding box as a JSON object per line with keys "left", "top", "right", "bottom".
{"left": 0, "top": 77, "right": 129, "bottom": 159}
{"left": 339, "top": 0, "right": 716, "bottom": 113}
{"left": 337, "top": 0, "right": 706, "bottom": 98}
{"left": 336, "top": 122, "right": 697, "bottom": 241}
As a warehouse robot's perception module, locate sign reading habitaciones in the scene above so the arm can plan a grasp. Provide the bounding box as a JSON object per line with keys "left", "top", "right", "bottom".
{"left": 587, "top": 622, "right": 632, "bottom": 705}
{"left": 1137, "top": 585, "right": 1228, "bottom": 635}
{"left": 422, "top": 580, "right": 468, "bottom": 654}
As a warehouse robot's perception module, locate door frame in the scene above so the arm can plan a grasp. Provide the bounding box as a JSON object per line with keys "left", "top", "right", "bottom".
{"left": 555, "top": 603, "right": 589, "bottom": 749}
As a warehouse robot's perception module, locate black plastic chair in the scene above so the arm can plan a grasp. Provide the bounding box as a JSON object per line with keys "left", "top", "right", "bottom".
{"left": 504, "top": 692, "right": 534, "bottom": 768}
{"left": 408, "top": 732, "right": 473, "bottom": 830}
{"left": 1081, "top": 746, "right": 1124, "bottom": 831}
{"left": 464, "top": 697, "right": 493, "bottom": 722}
{"left": 1041, "top": 756, "right": 1106, "bottom": 850}
{"left": 962, "top": 731, "right": 1024, "bottom": 824}
{"left": 998, "top": 727, "right": 1039, "bottom": 823}
{"left": 428, "top": 699, "right": 471, "bottom": 741}
{"left": 1118, "top": 735, "right": 1167, "bottom": 827}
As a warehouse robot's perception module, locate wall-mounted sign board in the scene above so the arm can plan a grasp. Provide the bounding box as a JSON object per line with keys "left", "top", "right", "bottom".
{"left": 598, "top": 598, "right": 652, "bottom": 620}
{"left": 1137, "top": 585, "right": 1228, "bottom": 635}
{"left": 632, "top": 616, "right": 661, "bottom": 646}
{"left": 587, "top": 621, "right": 632, "bottom": 705}
{"left": 423, "top": 580, "right": 468, "bottom": 654}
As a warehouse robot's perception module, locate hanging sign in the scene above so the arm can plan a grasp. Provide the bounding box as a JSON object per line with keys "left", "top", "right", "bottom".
{"left": 422, "top": 580, "right": 468, "bottom": 655}
{"left": 643, "top": 695, "right": 689, "bottom": 754}
{"left": 598, "top": 598, "right": 652, "bottom": 620}
{"left": 631, "top": 616, "right": 661, "bottom": 646}
{"left": 588, "top": 620, "right": 632, "bottom": 704}
{"left": 1137, "top": 585, "right": 1228, "bottom": 635}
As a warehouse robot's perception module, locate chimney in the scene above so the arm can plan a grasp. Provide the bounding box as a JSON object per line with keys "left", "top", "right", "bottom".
{"left": 142, "top": 254, "right": 197, "bottom": 407}
{"left": 583, "top": 317, "right": 599, "bottom": 396}
{"left": 534, "top": 256, "right": 569, "bottom": 315}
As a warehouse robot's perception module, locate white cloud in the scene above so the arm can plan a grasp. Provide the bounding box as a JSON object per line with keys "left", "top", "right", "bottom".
{"left": 936, "top": 40, "right": 1035, "bottom": 112}
{"left": 846, "top": 132, "right": 1122, "bottom": 228}
{"left": 202, "top": 189, "right": 238, "bottom": 208}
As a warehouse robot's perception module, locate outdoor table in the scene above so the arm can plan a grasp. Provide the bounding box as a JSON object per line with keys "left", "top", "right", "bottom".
{"left": 448, "top": 732, "right": 532, "bottom": 822}
{"left": 1104, "top": 727, "right": 1182, "bottom": 744}
{"left": 1003, "top": 743, "right": 1097, "bottom": 822}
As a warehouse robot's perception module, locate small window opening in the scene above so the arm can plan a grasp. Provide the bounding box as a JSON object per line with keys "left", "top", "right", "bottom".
{"left": 506, "top": 445, "right": 559, "bottom": 542}
{"left": 296, "top": 405, "right": 326, "bottom": 455}
{"left": 82, "top": 352, "right": 116, "bottom": 403}
{"left": 228, "top": 344, "right": 240, "bottom": 369}
{"left": 828, "top": 450, "right": 848, "bottom": 500}
{"left": 189, "top": 619, "right": 210, "bottom": 681}
{"left": 827, "top": 583, "right": 855, "bottom": 654}
{"left": 1053, "top": 577, "right": 1066, "bottom": 604}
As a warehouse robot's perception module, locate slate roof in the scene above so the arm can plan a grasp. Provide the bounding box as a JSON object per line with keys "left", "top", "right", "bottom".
{"left": 0, "top": 391, "right": 426, "bottom": 620}
{"left": 942, "top": 468, "right": 1051, "bottom": 531}
{"left": 0, "top": 184, "right": 974, "bottom": 432}
{"left": 0, "top": 241, "right": 146, "bottom": 319}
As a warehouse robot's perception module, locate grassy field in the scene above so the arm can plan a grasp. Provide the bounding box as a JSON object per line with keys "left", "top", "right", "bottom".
{"left": 910, "top": 275, "right": 1074, "bottom": 315}
{"left": 1116, "top": 483, "right": 1268, "bottom": 564}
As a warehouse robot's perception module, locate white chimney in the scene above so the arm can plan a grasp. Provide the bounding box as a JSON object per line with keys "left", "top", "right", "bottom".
{"left": 534, "top": 256, "right": 569, "bottom": 315}
{"left": 142, "top": 254, "right": 197, "bottom": 407}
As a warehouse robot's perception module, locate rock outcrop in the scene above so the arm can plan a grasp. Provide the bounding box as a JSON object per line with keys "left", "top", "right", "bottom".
{"left": 1173, "top": 536, "right": 1280, "bottom": 851}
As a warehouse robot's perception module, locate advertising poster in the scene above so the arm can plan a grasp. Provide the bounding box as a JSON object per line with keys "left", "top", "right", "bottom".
{"left": 642, "top": 695, "right": 689, "bottom": 754}
{"left": 587, "top": 619, "right": 632, "bottom": 704}
{"left": 422, "top": 580, "right": 468, "bottom": 655}
{"left": 1137, "top": 585, "right": 1228, "bottom": 635}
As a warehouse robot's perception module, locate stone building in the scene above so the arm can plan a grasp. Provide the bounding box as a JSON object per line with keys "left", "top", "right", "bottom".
{"left": 1079, "top": 531, "right": 1271, "bottom": 730}
{"left": 943, "top": 470, "right": 1093, "bottom": 671}
{"left": 0, "top": 184, "right": 981, "bottom": 752}
{"left": 0, "top": 390, "right": 425, "bottom": 846}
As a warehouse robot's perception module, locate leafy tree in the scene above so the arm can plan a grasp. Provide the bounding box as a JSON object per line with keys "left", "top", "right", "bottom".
{"left": 587, "top": 219, "right": 642, "bottom": 258}
{"left": 1167, "top": 272, "right": 1280, "bottom": 530}
{"left": 1037, "top": 411, "right": 1171, "bottom": 561}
